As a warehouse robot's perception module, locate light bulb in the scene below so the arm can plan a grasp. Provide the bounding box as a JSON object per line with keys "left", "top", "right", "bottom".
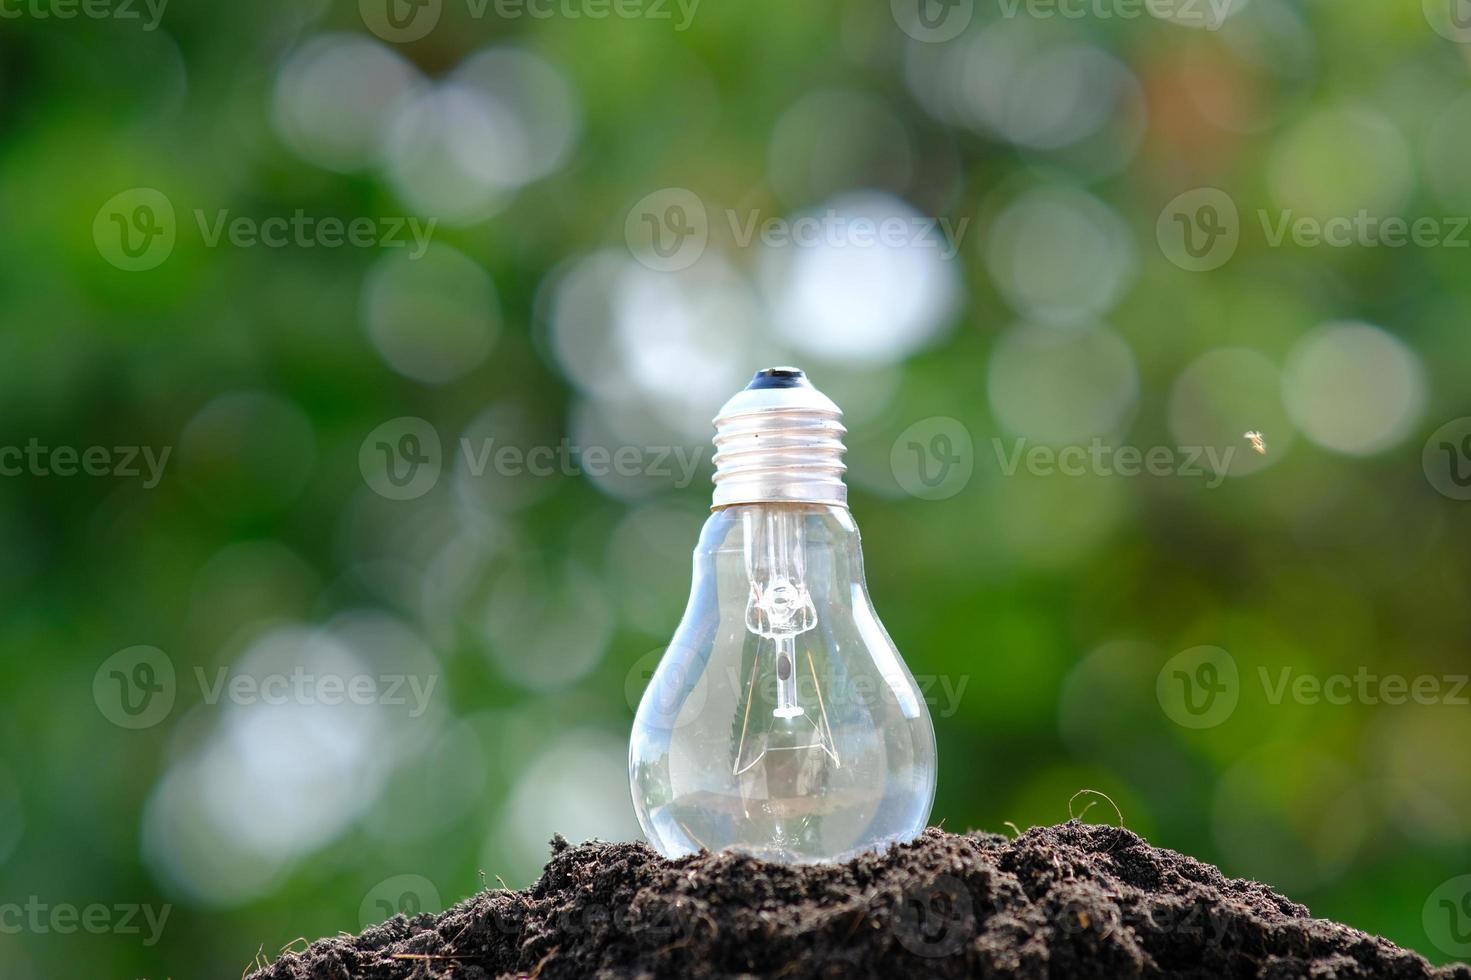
{"left": 630, "top": 367, "right": 937, "bottom": 863}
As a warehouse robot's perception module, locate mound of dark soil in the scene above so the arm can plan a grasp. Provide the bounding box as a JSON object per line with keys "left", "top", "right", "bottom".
{"left": 249, "top": 822, "right": 1469, "bottom": 979}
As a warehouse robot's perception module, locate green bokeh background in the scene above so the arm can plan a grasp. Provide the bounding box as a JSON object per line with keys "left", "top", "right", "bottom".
{"left": 1, "top": 0, "right": 1470, "bottom": 975}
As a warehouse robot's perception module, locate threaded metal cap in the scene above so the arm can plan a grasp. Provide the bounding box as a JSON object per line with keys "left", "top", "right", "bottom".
{"left": 710, "top": 368, "right": 848, "bottom": 509}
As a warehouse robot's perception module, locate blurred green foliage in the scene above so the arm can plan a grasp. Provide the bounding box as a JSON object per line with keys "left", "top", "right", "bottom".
{"left": 1, "top": 0, "right": 1470, "bottom": 975}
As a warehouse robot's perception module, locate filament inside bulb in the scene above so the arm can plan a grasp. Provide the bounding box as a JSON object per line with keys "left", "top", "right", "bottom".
{"left": 733, "top": 507, "right": 839, "bottom": 777}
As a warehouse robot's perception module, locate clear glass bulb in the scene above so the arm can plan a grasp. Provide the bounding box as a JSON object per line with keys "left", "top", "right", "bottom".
{"left": 629, "top": 369, "right": 936, "bottom": 863}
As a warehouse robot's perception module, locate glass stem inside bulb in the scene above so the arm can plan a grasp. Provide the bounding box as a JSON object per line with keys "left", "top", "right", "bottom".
{"left": 732, "top": 506, "right": 841, "bottom": 778}
{"left": 774, "top": 637, "right": 802, "bottom": 718}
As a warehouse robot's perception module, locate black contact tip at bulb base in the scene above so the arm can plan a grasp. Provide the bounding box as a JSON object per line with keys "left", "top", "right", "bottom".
{"left": 746, "top": 367, "right": 808, "bottom": 390}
